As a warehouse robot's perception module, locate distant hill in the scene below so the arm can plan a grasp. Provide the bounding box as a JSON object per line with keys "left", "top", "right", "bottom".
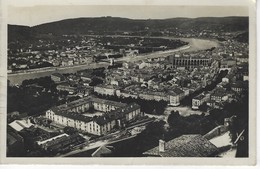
{"left": 8, "top": 16, "right": 249, "bottom": 39}
{"left": 8, "top": 25, "right": 34, "bottom": 41}
{"left": 234, "top": 31, "right": 249, "bottom": 43}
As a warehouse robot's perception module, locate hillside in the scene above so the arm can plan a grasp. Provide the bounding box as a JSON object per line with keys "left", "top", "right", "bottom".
{"left": 8, "top": 25, "right": 34, "bottom": 41}
{"left": 8, "top": 16, "right": 249, "bottom": 39}
{"left": 234, "top": 31, "right": 249, "bottom": 43}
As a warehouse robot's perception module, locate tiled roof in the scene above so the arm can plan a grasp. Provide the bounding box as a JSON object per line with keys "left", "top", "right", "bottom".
{"left": 8, "top": 120, "right": 33, "bottom": 132}
{"left": 169, "top": 88, "right": 184, "bottom": 96}
{"left": 143, "top": 135, "right": 218, "bottom": 157}
{"left": 52, "top": 73, "right": 65, "bottom": 79}
{"left": 7, "top": 132, "right": 23, "bottom": 146}
{"left": 211, "top": 92, "right": 227, "bottom": 97}
{"left": 109, "top": 103, "right": 140, "bottom": 117}
{"left": 53, "top": 97, "right": 92, "bottom": 112}
{"left": 93, "top": 103, "right": 140, "bottom": 125}
{"left": 57, "top": 82, "right": 70, "bottom": 87}
{"left": 193, "top": 94, "right": 206, "bottom": 100}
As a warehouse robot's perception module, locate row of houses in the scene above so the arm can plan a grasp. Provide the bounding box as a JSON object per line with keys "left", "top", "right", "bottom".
{"left": 192, "top": 87, "right": 238, "bottom": 110}
{"left": 94, "top": 85, "right": 189, "bottom": 106}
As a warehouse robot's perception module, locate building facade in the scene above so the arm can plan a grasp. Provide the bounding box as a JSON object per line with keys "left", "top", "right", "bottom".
{"left": 46, "top": 97, "right": 142, "bottom": 136}
{"left": 167, "top": 56, "right": 211, "bottom": 69}
{"left": 192, "top": 94, "right": 210, "bottom": 109}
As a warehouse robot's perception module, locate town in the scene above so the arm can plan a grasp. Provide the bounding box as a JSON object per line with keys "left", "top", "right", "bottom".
{"left": 7, "top": 16, "right": 249, "bottom": 158}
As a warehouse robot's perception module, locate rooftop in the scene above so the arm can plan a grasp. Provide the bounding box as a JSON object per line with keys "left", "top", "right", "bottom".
{"left": 143, "top": 135, "right": 218, "bottom": 157}
{"left": 92, "top": 97, "right": 126, "bottom": 107}
{"left": 52, "top": 73, "right": 65, "bottom": 79}
{"left": 8, "top": 119, "right": 33, "bottom": 132}
{"left": 169, "top": 88, "right": 184, "bottom": 96}
{"left": 193, "top": 94, "right": 207, "bottom": 100}
{"left": 56, "top": 111, "right": 93, "bottom": 123}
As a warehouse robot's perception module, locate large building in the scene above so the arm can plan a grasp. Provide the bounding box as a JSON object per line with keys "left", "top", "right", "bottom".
{"left": 94, "top": 85, "right": 119, "bottom": 96}
{"left": 37, "top": 133, "right": 85, "bottom": 153}
{"left": 46, "top": 97, "right": 143, "bottom": 135}
{"left": 167, "top": 56, "right": 212, "bottom": 69}
{"left": 168, "top": 88, "right": 185, "bottom": 106}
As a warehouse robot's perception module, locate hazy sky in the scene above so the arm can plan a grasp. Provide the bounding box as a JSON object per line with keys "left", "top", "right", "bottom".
{"left": 8, "top": 5, "right": 249, "bottom": 26}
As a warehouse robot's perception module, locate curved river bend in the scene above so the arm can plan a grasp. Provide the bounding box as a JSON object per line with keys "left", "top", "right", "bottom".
{"left": 8, "top": 37, "right": 219, "bottom": 85}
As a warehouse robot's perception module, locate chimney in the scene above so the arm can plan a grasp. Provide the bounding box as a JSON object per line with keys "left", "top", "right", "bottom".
{"left": 159, "top": 139, "right": 165, "bottom": 152}
{"left": 26, "top": 118, "right": 30, "bottom": 124}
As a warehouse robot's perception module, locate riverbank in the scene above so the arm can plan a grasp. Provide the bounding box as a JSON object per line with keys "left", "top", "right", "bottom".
{"left": 8, "top": 37, "right": 219, "bottom": 85}
{"left": 8, "top": 62, "right": 109, "bottom": 85}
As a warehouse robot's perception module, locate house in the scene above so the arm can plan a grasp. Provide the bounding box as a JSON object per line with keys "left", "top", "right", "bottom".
{"left": 243, "top": 75, "right": 249, "bottom": 81}
{"left": 182, "top": 87, "right": 190, "bottom": 96}
{"left": 236, "top": 55, "right": 248, "bottom": 63}
{"left": 231, "top": 81, "right": 247, "bottom": 93}
{"left": 94, "top": 85, "right": 117, "bottom": 96}
{"left": 56, "top": 82, "right": 77, "bottom": 94}
{"left": 80, "top": 74, "right": 92, "bottom": 82}
{"left": 222, "top": 74, "right": 235, "bottom": 83}
{"left": 143, "top": 135, "right": 218, "bottom": 157}
{"left": 51, "top": 73, "right": 66, "bottom": 83}
{"left": 206, "top": 100, "right": 225, "bottom": 109}
{"left": 168, "top": 88, "right": 185, "bottom": 106}
{"left": 139, "top": 91, "right": 168, "bottom": 102}
{"left": 210, "top": 92, "right": 228, "bottom": 103}
{"left": 61, "top": 60, "right": 69, "bottom": 66}
{"left": 120, "top": 90, "right": 138, "bottom": 99}
{"left": 68, "top": 59, "right": 74, "bottom": 66}
{"left": 222, "top": 77, "right": 229, "bottom": 83}
{"left": 109, "top": 103, "right": 142, "bottom": 126}
{"left": 192, "top": 93, "right": 210, "bottom": 109}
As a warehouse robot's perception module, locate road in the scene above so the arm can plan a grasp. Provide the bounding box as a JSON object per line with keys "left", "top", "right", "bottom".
{"left": 8, "top": 37, "right": 219, "bottom": 85}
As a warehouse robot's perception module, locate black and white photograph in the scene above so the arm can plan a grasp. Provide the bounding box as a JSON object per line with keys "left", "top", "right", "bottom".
{"left": 0, "top": 0, "right": 256, "bottom": 165}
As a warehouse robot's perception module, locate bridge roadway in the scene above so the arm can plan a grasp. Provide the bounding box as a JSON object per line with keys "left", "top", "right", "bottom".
{"left": 8, "top": 37, "right": 219, "bottom": 85}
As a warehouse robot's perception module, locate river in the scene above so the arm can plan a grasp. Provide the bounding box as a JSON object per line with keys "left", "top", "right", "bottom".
{"left": 7, "top": 37, "right": 219, "bottom": 85}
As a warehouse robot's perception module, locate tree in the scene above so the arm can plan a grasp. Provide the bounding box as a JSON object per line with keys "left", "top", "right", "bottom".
{"left": 89, "top": 78, "right": 103, "bottom": 86}
{"left": 168, "top": 111, "right": 179, "bottom": 124}
{"left": 64, "top": 126, "right": 78, "bottom": 135}
{"left": 198, "top": 102, "right": 208, "bottom": 112}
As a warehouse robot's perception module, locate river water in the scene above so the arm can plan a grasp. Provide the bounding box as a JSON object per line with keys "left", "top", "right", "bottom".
{"left": 7, "top": 37, "right": 219, "bottom": 85}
